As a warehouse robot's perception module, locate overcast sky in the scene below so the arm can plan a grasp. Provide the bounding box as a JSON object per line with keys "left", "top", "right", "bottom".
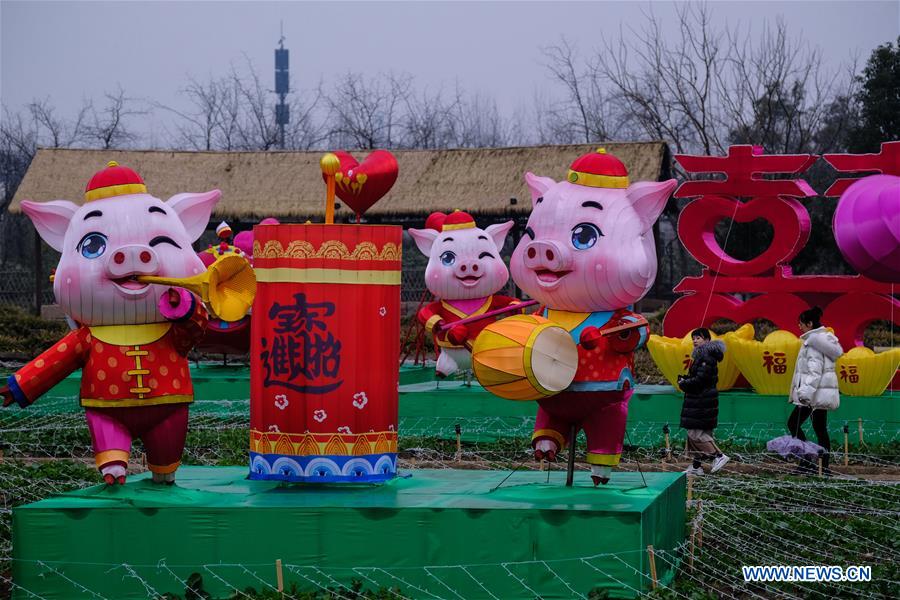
{"left": 2, "top": 0, "right": 898, "bottom": 143}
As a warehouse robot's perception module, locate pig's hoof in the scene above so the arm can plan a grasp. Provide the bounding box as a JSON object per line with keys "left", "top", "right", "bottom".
{"left": 534, "top": 448, "right": 557, "bottom": 462}
{"left": 591, "top": 475, "right": 610, "bottom": 487}
{"left": 116, "top": 475, "right": 126, "bottom": 485}
{"left": 103, "top": 474, "right": 116, "bottom": 486}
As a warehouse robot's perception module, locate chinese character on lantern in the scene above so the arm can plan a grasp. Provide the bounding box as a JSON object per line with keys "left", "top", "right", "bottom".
{"left": 772, "top": 352, "right": 787, "bottom": 374}
{"left": 260, "top": 293, "right": 343, "bottom": 394}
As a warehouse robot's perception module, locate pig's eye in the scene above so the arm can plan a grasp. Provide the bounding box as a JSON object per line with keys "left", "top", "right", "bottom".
{"left": 571, "top": 223, "right": 602, "bottom": 250}
{"left": 78, "top": 232, "right": 108, "bottom": 259}
{"left": 439, "top": 251, "right": 456, "bottom": 266}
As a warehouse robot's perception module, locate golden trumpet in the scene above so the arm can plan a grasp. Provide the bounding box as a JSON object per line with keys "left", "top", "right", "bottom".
{"left": 138, "top": 254, "right": 257, "bottom": 322}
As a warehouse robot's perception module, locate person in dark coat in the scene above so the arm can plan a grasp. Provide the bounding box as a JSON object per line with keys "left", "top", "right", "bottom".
{"left": 678, "top": 328, "right": 729, "bottom": 475}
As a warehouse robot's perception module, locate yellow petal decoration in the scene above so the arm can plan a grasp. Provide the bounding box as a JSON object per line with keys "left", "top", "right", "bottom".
{"left": 730, "top": 330, "right": 801, "bottom": 395}
{"left": 835, "top": 347, "right": 900, "bottom": 396}
{"left": 647, "top": 324, "right": 753, "bottom": 391}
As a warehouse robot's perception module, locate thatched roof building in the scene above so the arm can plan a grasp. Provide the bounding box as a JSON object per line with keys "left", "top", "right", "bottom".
{"left": 10, "top": 143, "right": 669, "bottom": 222}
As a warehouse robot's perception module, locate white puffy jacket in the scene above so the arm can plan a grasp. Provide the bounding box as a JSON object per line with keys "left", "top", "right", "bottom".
{"left": 789, "top": 327, "right": 844, "bottom": 410}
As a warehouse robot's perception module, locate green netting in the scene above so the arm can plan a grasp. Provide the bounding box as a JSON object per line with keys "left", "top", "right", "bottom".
{"left": 399, "top": 381, "right": 900, "bottom": 443}
{"left": 13, "top": 467, "right": 685, "bottom": 600}
{"left": 4, "top": 364, "right": 898, "bottom": 444}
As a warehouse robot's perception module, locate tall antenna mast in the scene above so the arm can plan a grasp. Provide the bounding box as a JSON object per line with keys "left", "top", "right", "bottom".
{"left": 274, "top": 21, "right": 290, "bottom": 149}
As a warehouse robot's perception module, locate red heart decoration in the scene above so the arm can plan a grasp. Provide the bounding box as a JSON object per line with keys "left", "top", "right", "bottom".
{"left": 678, "top": 195, "right": 811, "bottom": 276}
{"left": 664, "top": 292, "right": 809, "bottom": 338}
{"left": 323, "top": 150, "right": 399, "bottom": 217}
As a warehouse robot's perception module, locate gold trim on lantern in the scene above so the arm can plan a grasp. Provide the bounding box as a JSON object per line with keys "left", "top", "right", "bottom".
{"left": 566, "top": 169, "right": 629, "bottom": 189}
{"left": 250, "top": 429, "right": 398, "bottom": 456}
{"left": 84, "top": 183, "right": 148, "bottom": 202}
{"left": 256, "top": 267, "right": 401, "bottom": 285}
{"left": 253, "top": 239, "right": 401, "bottom": 261}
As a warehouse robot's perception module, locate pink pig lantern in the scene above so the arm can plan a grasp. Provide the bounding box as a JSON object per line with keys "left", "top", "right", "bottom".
{"left": 1, "top": 161, "right": 226, "bottom": 486}
{"left": 409, "top": 211, "right": 521, "bottom": 377}
{"left": 503, "top": 149, "right": 676, "bottom": 486}
{"left": 834, "top": 174, "right": 900, "bottom": 283}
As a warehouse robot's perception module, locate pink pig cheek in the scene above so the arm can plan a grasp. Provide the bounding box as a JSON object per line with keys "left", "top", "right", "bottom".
{"left": 490, "top": 261, "right": 509, "bottom": 286}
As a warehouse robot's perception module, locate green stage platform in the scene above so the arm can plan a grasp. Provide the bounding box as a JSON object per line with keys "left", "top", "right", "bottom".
{"left": 13, "top": 467, "right": 685, "bottom": 599}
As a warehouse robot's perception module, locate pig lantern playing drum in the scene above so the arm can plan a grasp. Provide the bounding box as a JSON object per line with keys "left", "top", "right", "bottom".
{"left": 508, "top": 149, "right": 676, "bottom": 485}
{"left": 410, "top": 211, "right": 520, "bottom": 377}
{"left": 1, "top": 161, "right": 224, "bottom": 486}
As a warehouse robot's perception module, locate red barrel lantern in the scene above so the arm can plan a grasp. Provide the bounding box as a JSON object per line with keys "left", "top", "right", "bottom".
{"left": 249, "top": 223, "right": 401, "bottom": 482}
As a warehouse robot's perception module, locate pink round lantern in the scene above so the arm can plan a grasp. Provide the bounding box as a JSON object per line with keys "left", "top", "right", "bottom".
{"left": 833, "top": 174, "right": 900, "bottom": 283}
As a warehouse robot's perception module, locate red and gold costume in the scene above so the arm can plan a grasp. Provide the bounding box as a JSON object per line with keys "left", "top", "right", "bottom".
{"left": 532, "top": 307, "right": 648, "bottom": 468}
{"left": 7, "top": 300, "right": 207, "bottom": 474}
{"left": 419, "top": 296, "right": 522, "bottom": 348}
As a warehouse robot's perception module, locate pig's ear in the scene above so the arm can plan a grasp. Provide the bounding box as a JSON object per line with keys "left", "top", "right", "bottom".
{"left": 626, "top": 179, "right": 677, "bottom": 233}
{"left": 524, "top": 172, "right": 555, "bottom": 204}
{"left": 408, "top": 228, "right": 439, "bottom": 257}
{"left": 21, "top": 200, "right": 78, "bottom": 252}
{"left": 167, "top": 190, "right": 221, "bottom": 242}
{"left": 485, "top": 220, "right": 514, "bottom": 250}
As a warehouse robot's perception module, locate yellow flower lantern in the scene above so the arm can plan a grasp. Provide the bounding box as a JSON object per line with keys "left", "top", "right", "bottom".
{"left": 729, "top": 330, "right": 801, "bottom": 395}
{"left": 835, "top": 347, "right": 900, "bottom": 396}
{"left": 647, "top": 324, "right": 754, "bottom": 391}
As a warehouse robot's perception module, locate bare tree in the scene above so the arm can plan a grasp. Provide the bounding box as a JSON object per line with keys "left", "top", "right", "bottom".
{"left": 88, "top": 86, "right": 141, "bottom": 150}
{"left": 446, "top": 85, "right": 514, "bottom": 148}
{"left": 538, "top": 40, "right": 617, "bottom": 144}
{"left": 399, "top": 85, "right": 455, "bottom": 149}
{"left": 282, "top": 80, "right": 329, "bottom": 151}
{"left": 549, "top": 3, "right": 857, "bottom": 156}
{"left": 0, "top": 106, "right": 37, "bottom": 212}
{"left": 724, "top": 22, "right": 859, "bottom": 153}
{"left": 157, "top": 76, "right": 226, "bottom": 151}
{"left": 326, "top": 72, "right": 411, "bottom": 149}
{"left": 159, "top": 58, "right": 327, "bottom": 151}
{"left": 28, "top": 98, "right": 90, "bottom": 148}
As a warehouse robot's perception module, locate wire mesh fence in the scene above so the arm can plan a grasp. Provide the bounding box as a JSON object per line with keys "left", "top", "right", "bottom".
{"left": 1, "top": 393, "right": 898, "bottom": 599}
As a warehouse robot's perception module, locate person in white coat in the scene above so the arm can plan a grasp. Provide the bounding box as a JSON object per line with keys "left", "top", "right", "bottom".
{"left": 787, "top": 306, "right": 843, "bottom": 473}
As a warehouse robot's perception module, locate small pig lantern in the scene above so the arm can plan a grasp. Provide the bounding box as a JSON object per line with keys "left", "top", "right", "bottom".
{"left": 510, "top": 149, "right": 677, "bottom": 485}
{"left": 1, "top": 161, "right": 221, "bottom": 485}
{"left": 410, "top": 211, "right": 520, "bottom": 377}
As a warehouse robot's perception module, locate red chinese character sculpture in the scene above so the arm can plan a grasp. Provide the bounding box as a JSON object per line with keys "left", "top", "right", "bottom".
{"left": 665, "top": 144, "right": 899, "bottom": 389}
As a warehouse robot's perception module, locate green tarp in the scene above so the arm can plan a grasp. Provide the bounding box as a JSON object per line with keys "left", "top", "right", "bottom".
{"left": 13, "top": 467, "right": 685, "bottom": 599}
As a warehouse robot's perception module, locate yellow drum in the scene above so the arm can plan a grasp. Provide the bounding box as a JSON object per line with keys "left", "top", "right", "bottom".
{"left": 472, "top": 314, "right": 578, "bottom": 401}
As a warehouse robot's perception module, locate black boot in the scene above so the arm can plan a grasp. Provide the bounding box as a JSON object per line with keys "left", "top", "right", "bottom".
{"left": 793, "top": 456, "right": 815, "bottom": 475}
{"left": 820, "top": 452, "right": 831, "bottom": 477}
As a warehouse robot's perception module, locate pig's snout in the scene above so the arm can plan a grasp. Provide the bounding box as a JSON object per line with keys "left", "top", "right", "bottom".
{"left": 523, "top": 240, "right": 571, "bottom": 272}
{"left": 106, "top": 245, "right": 159, "bottom": 278}
{"left": 456, "top": 260, "right": 481, "bottom": 275}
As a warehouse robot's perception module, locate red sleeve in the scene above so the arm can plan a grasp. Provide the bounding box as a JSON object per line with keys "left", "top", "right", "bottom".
{"left": 607, "top": 309, "right": 648, "bottom": 354}
{"left": 172, "top": 295, "right": 209, "bottom": 356}
{"left": 491, "top": 295, "right": 520, "bottom": 308}
{"left": 417, "top": 302, "right": 444, "bottom": 333}
{"left": 11, "top": 328, "right": 91, "bottom": 406}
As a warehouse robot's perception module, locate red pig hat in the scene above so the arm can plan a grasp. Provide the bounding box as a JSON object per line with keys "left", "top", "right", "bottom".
{"left": 566, "top": 148, "right": 629, "bottom": 189}
{"left": 424, "top": 210, "right": 476, "bottom": 232}
{"left": 84, "top": 160, "right": 148, "bottom": 202}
